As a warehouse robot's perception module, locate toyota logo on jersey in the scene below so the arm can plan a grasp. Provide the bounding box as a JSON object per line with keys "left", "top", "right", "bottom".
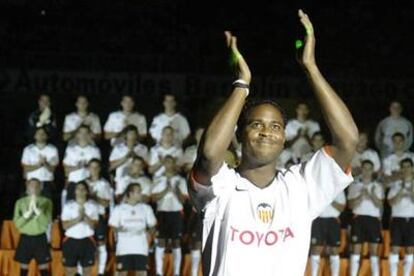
{"left": 256, "top": 203, "right": 273, "bottom": 224}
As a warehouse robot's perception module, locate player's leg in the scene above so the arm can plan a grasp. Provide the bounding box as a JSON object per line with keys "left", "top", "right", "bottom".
{"left": 155, "top": 212, "right": 166, "bottom": 276}
{"left": 327, "top": 218, "right": 342, "bottom": 276}
{"left": 350, "top": 216, "right": 363, "bottom": 276}
{"left": 171, "top": 211, "right": 184, "bottom": 276}
{"left": 368, "top": 216, "right": 382, "bottom": 276}
{"left": 82, "top": 266, "right": 93, "bottom": 276}
{"left": 64, "top": 267, "right": 78, "bottom": 276}
{"left": 34, "top": 233, "right": 52, "bottom": 276}
{"left": 368, "top": 243, "right": 380, "bottom": 276}
{"left": 389, "top": 218, "right": 402, "bottom": 276}
{"left": 172, "top": 239, "right": 182, "bottom": 276}
{"left": 402, "top": 219, "right": 414, "bottom": 276}
{"left": 310, "top": 218, "right": 324, "bottom": 276}
{"left": 80, "top": 237, "right": 97, "bottom": 276}
{"left": 14, "top": 234, "right": 34, "bottom": 276}
{"left": 96, "top": 215, "right": 108, "bottom": 276}
{"left": 190, "top": 212, "right": 202, "bottom": 276}
{"left": 310, "top": 246, "right": 323, "bottom": 276}
{"left": 403, "top": 246, "right": 414, "bottom": 276}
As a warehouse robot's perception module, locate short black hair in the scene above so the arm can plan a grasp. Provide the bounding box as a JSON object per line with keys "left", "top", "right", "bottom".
{"left": 236, "top": 98, "right": 287, "bottom": 140}
{"left": 311, "top": 131, "right": 324, "bottom": 140}
{"left": 392, "top": 132, "right": 405, "bottom": 140}
{"left": 124, "top": 183, "right": 142, "bottom": 198}
{"left": 124, "top": 124, "right": 138, "bottom": 133}
{"left": 361, "top": 159, "right": 374, "bottom": 167}
{"left": 88, "top": 158, "right": 101, "bottom": 166}
{"left": 77, "top": 124, "right": 91, "bottom": 133}
{"left": 400, "top": 158, "right": 413, "bottom": 167}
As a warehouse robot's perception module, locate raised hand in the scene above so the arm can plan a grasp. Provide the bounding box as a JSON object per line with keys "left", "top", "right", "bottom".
{"left": 298, "top": 9, "right": 316, "bottom": 68}
{"left": 224, "top": 31, "right": 251, "bottom": 84}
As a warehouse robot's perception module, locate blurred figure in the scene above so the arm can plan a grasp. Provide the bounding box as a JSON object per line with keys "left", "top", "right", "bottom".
{"left": 351, "top": 131, "right": 381, "bottom": 176}
{"left": 387, "top": 158, "right": 414, "bottom": 276}
{"left": 301, "top": 131, "right": 325, "bottom": 162}
{"left": 86, "top": 159, "right": 113, "bottom": 276}
{"left": 348, "top": 160, "right": 384, "bottom": 276}
{"left": 27, "top": 94, "right": 57, "bottom": 142}
{"left": 63, "top": 95, "right": 102, "bottom": 143}
{"left": 148, "top": 126, "right": 183, "bottom": 177}
{"left": 285, "top": 102, "right": 320, "bottom": 161}
{"left": 109, "top": 125, "right": 148, "bottom": 184}
{"left": 104, "top": 95, "right": 147, "bottom": 146}
{"left": 182, "top": 127, "right": 204, "bottom": 173}
{"left": 150, "top": 93, "right": 191, "bottom": 146}
{"left": 375, "top": 101, "right": 413, "bottom": 157}
{"left": 61, "top": 181, "right": 99, "bottom": 276}
{"left": 309, "top": 191, "right": 346, "bottom": 276}
{"left": 152, "top": 156, "right": 188, "bottom": 276}
{"left": 109, "top": 183, "right": 156, "bottom": 276}
{"left": 382, "top": 133, "right": 414, "bottom": 182}
{"left": 13, "top": 178, "right": 53, "bottom": 276}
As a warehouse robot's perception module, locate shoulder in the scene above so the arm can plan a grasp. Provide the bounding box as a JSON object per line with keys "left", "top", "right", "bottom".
{"left": 23, "top": 144, "right": 35, "bottom": 152}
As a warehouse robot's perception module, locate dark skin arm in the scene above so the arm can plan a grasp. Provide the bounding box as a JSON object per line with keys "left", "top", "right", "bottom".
{"left": 298, "top": 10, "right": 358, "bottom": 170}
{"left": 192, "top": 31, "right": 251, "bottom": 186}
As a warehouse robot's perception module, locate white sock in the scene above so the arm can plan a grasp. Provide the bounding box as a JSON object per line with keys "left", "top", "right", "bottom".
{"left": 403, "top": 254, "right": 413, "bottom": 276}
{"left": 370, "top": 255, "right": 380, "bottom": 276}
{"left": 191, "top": 250, "right": 201, "bottom": 276}
{"left": 330, "top": 255, "right": 340, "bottom": 276}
{"left": 310, "top": 255, "right": 320, "bottom": 276}
{"left": 389, "top": 253, "right": 399, "bottom": 276}
{"left": 98, "top": 245, "right": 107, "bottom": 274}
{"left": 155, "top": 246, "right": 164, "bottom": 275}
{"left": 46, "top": 223, "right": 52, "bottom": 243}
{"left": 77, "top": 262, "right": 82, "bottom": 275}
{"left": 61, "top": 189, "right": 67, "bottom": 207}
{"left": 350, "top": 254, "right": 360, "bottom": 276}
{"left": 172, "top": 248, "right": 182, "bottom": 275}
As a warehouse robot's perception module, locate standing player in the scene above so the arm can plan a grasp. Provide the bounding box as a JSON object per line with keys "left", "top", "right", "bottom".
{"left": 13, "top": 178, "right": 53, "bottom": 276}
{"left": 109, "top": 183, "right": 157, "bottom": 276}
{"left": 387, "top": 158, "right": 414, "bottom": 276}
{"left": 26, "top": 94, "right": 57, "bottom": 142}
{"left": 152, "top": 156, "right": 189, "bottom": 276}
{"left": 86, "top": 159, "right": 114, "bottom": 276}
{"left": 309, "top": 191, "right": 346, "bottom": 276}
{"left": 382, "top": 132, "right": 414, "bottom": 180}
{"left": 61, "top": 181, "right": 99, "bottom": 276}
{"left": 149, "top": 93, "right": 191, "bottom": 146}
{"left": 104, "top": 95, "right": 147, "bottom": 146}
{"left": 351, "top": 131, "right": 381, "bottom": 176}
{"left": 148, "top": 126, "right": 183, "bottom": 177}
{"left": 188, "top": 10, "right": 358, "bottom": 276}
{"left": 63, "top": 95, "right": 102, "bottom": 143}
{"left": 347, "top": 160, "right": 384, "bottom": 276}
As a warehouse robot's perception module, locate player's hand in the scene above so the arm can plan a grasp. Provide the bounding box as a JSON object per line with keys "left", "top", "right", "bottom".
{"left": 225, "top": 31, "right": 251, "bottom": 84}
{"left": 298, "top": 9, "right": 316, "bottom": 68}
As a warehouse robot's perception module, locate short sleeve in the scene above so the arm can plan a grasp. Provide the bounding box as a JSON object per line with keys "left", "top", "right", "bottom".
{"left": 334, "top": 191, "right": 346, "bottom": 205}
{"left": 189, "top": 163, "right": 237, "bottom": 211}
{"left": 375, "top": 183, "right": 385, "bottom": 199}
{"left": 87, "top": 203, "right": 99, "bottom": 220}
{"left": 296, "top": 146, "right": 354, "bottom": 219}
{"left": 108, "top": 206, "right": 121, "bottom": 228}
{"left": 137, "top": 115, "right": 147, "bottom": 136}
{"left": 285, "top": 120, "right": 298, "bottom": 141}
{"left": 48, "top": 147, "right": 59, "bottom": 165}
{"left": 144, "top": 205, "right": 157, "bottom": 228}
{"left": 151, "top": 179, "right": 165, "bottom": 194}
{"left": 148, "top": 147, "right": 159, "bottom": 166}
{"left": 109, "top": 146, "right": 124, "bottom": 162}
{"left": 178, "top": 178, "right": 189, "bottom": 196}
{"left": 387, "top": 183, "right": 400, "bottom": 199}
{"left": 347, "top": 183, "right": 361, "bottom": 200}
{"left": 21, "top": 147, "right": 31, "bottom": 165}
{"left": 63, "top": 147, "right": 76, "bottom": 166}
{"left": 91, "top": 115, "right": 102, "bottom": 134}
{"left": 61, "top": 203, "right": 74, "bottom": 221}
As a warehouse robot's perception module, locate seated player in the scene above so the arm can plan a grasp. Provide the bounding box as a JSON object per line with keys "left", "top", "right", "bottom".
{"left": 13, "top": 178, "right": 53, "bottom": 276}
{"left": 152, "top": 155, "right": 188, "bottom": 276}
{"left": 348, "top": 160, "right": 384, "bottom": 276}
{"left": 309, "top": 191, "right": 346, "bottom": 276}
{"left": 109, "top": 183, "right": 157, "bottom": 276}
{"left": 61, "top": 181, "right": 99, "bottom": 276}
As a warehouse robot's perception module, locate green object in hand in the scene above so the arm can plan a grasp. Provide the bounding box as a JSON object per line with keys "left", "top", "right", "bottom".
{"left": 295, "top": 39, "right": 303, "bottom": 49}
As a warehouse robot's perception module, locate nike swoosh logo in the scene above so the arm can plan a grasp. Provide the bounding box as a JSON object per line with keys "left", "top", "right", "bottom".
{"left": 235, "top": 187, "right": 248, "bottom": 192}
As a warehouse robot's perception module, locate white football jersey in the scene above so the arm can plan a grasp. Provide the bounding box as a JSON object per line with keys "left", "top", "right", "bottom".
{"left": 63, "top": 144, "right": 101, "bottom": 182}
{"left": 109, "top": 202, "right": 156, "bottom": 256}
{"left": 149, "top": 112, "right": 191, "bottom": 146}
{"left": 116, "top": 175, "right": 152, "bottom": 197}
{"left": 382, "top": 151, "right": 414, "bottom": 176}
{"left": 61, "top": 200, "right": 99, "bottom": 239}
{"left": 109, "top": 142, "right": 149, "bottom": 181}
{"left": 375, "top": 116, "right": 413, "bottom": 156}
{"left": 388, "top": 180, "right": 414, "bottom": 218}
{"left": 21, "top": 144, "right": 59, "bottom": 181}
{"left": 86, "top": 178, "right": 113, "bottom": 215}
{"left": 152, "top": 175, "right": 188, "bottom": 212}
{"left": 149, "top": 144, "right": 183, "bottom": 177}
{"left": 319, "top": 191, "right": 346, "bottom": 218}
{"left": 285, "top": 119, "right": 320, "bottom": 160}
{"left": 348, "top": 179, "right": 384, "bottom": 217}
{"left": 104, "top": 111, "right": 147, "bottom": 146}
{"left": 189, "top": 147, "right": 353, "bottom": 276}
{"left": 351, "top": 148, "right": 381, "bottom": 172}
{"left": 63, "top": 112, "right": 102, "bottom": 135}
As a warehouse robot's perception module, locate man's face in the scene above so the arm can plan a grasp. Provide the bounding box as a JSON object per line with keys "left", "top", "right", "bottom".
{"left": 357, "top": 133, "right": 368, "bottom": 150}
{"left": 296, "top": 103, "right": 309, "bottom": 119}
{"left": 27, "top": 180, "right": 41, "bottom": 195}
{"left": 361, "top": 162, "right": 374, "bottom": 179}
{"left": 401, "top": 162, "right": 413, "bottom": 177}
{"left": 389, "top": 102, "right": 402, "bottom": 117}
{"left": 126, "top": 130, "right": 138, "bottom": 144}
{"left": 75, "top": 183, "right": 88, "bottom": 199}
{"left": 311, "top": 134, "right": 325, "bottom": 150}
{"left": 163, "top": 95, "right": 176, "bottom": 111}
{"left": 34, "top": 128, "right": 48, "bottom": 144}
{"left": 241, "top": 104, "right": 286, "bottom": 166}
{"left": 130, "top": 159, "right": 144, "bottom": 175}
{"left": 392, "top": 135, "right": 405, "bottom": 152}
{"left": 161, "top": 127, "right": 174, "bottom": 144}
{"left": 38, "top": 95, "right": 50, "bottom": 110}
{"left": 76, "top": 96, "right": 89, "bottom": 112}
{"left": 128, "top": 185, "right": 142, "bottom": 202}
{"left": 163, "top": 157, "right": 176, "bottom": 172}
{"left": 121, "top": 96, "right": 134, "bottom": 112}
{"left": 88, "top": 161, "right": 101, "bottom": 176}
{"left": 76, "top": 127, "right": 91, "bottom": 144}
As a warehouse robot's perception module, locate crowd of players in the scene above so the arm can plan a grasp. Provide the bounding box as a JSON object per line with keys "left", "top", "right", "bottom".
{"left": 12, "top": 92, "right": 414, "bottom": 276}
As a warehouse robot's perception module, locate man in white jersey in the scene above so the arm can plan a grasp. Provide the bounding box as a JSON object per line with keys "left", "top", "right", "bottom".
{"left": 21, "top": 127, "right": 59, "bottom": 210}
{"left": 347, "top": 160, "right": 384, "bottom": 276}
{"left": 149, "top": 93, "right": 191, "bottom": 146}
{"left": 104, "top": 95, "right": 147, "bottom": 146}
{"left": 387, "top": 158, "right": 414, "bottom": 276}
{"left": 285, "top": 102, "right": 321, "bottom": 161}
{"left": 63, "top": 125, "right": 101, "bottom": 204}
{"left": 375, "top": 101, "right": 413, "bottom": 157}
{"left": 61, "top": 181, "right": 99, "bottom": 276}
{"left": 109, "top": 183, "right": 156, "bottom": 276}
{"left": 116, "top": 156, "right": 152, "bottom": 203}
{"left": 382, "top": 132, "right": 414, "bottom": 182}
{"left": 149, "top": 126, "right": 183, "bottom": 177}
{"left": 309, "top": 191, "right": 345, "bottom": 276}
{"left": 351, "top": 131, "right": 381, "bottom": 175}
{"left": 86, "top": 159, "right": 113, "bottom": 276}
{"left": 152, "top": 155, "right": 188, "bottom": 276}
{"left": 63, "top": 95, "right": 102, "bottom": 142}
{"left": 109, "top": 125, "right": 149, "bottom": 183}
{"left": 188, "top": 10, "right": 358, "bottom": 276}
{"left": 301, "top": 131, "right": 325, "bottom": 162}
